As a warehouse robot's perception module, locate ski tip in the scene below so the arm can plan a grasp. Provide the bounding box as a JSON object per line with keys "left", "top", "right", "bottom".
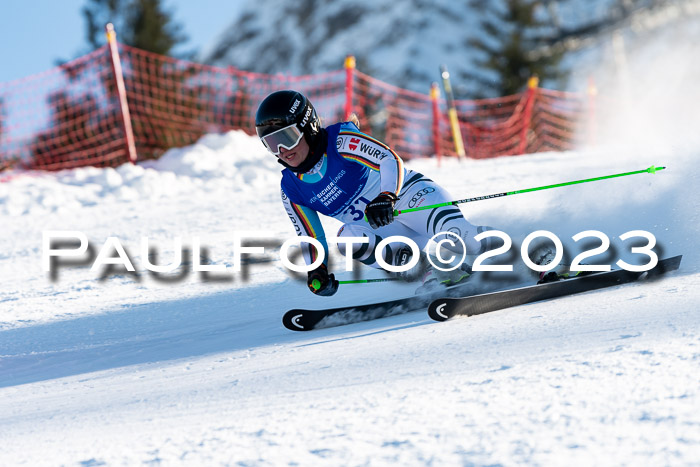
{"left": 283, "top": 310, "right": 314, "bottom": 331}
{"left": 428, "top": 300, "right": 454, "bottom": 321}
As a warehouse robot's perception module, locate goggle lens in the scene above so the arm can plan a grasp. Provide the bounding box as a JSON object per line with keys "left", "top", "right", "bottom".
{"left": 261, "top": 124, "right": 304, "bottom": 155}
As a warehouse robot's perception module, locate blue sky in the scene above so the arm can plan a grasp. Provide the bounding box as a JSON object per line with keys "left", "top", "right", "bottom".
{"left": 0, "top": 0, "right": 243, "bottom": 83}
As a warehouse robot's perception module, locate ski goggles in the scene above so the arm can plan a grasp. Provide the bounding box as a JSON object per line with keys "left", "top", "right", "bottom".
{"left": 260, "top": 124, "right": 304, "bottom": 156}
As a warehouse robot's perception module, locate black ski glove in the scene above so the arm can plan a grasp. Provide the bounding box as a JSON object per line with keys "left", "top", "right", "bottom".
{"left": 307, "top": 263, "right": 339, "bottom": 296}
{"left": 365, "top": 192, "right": 398, "bottom": 229}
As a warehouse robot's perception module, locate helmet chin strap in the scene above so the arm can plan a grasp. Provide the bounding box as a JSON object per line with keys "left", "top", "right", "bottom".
{"left": 277, "top": 129, "right": 328, "bottom": 173}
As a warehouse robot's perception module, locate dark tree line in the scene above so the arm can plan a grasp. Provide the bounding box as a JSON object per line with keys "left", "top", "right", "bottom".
{"left": 82, "top": 0, "right": 188, "bottom": 56}
{"left": 464, "top": 0, "right": 673, "bottom": 98}
{"left": 465, "top": 0, "right": 566, "bottom": 98}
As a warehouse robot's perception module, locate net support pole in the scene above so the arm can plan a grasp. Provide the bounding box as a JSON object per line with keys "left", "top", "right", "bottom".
{"left": 518, "top": 76, "right": 538, "bottom": 155}
{"left": 344, "top": 55, "right": 356, "bottom": 121}
{"left": 430, "top": 82, "right": 442, "bottom": 167}
{"left": 587, "top": 76, "right": 598, "bottom": 146}
{"left": 439, "top": 64, "right": 466, "bottom": 160}
{"left": 105, "top": 23, "right": 137, "bottom": 164}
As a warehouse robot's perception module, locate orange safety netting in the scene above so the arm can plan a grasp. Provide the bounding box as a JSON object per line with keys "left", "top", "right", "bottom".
{"left": 435, "top": 88, "right": 589, "bottom": 160}
{"left": 0, "top": 39, "right": 595, "bottom": 173}
{"left": 117, "top": 44, "right": 346, "bottom": 162}
{"left": 352, "top": 70, "right": 436, "bottom": 160}
{"left": 0, "top": 44, "right": 346, "bottom": 171}
{"left": 0, "top": 47, "right": 126, "bottom": 171}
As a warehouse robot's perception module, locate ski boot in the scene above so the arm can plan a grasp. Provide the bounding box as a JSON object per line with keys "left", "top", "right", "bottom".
{"left": 538, "top": 269, "right": 594, "bottom": 284}
{"left": 414, "top": 262, "right": 473, "bottom": 294}
{"left": 532, "top": 247, "right": 594, "bottom": 284}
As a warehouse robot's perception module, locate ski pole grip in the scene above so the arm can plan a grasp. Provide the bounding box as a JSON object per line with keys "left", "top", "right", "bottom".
{"left": 311, "top": 279, "right": 321, "bottom": 291}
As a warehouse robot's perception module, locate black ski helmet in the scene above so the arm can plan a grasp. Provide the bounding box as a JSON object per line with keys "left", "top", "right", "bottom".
{"left": 255, "top": 90, "right": 322, "bottom": 149}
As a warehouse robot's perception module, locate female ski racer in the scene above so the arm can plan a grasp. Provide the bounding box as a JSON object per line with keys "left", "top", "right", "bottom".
{"left": 255, "top": 90, "right": 492, "bottom": 297}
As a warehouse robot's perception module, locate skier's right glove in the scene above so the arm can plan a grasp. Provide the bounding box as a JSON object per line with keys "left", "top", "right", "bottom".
{"left": 307, "top": 263, "right": 339, "bottom": 296}
{"left": 365, "top": 192, "right": 398, "bottom": 229}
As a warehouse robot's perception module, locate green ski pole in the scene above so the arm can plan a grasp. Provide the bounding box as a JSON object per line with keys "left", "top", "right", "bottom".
{"left": 394, "top": 165, "right": 666, "bottom": 216}
{"left": 311, "top": 277, "right": 401, "bottom": 291}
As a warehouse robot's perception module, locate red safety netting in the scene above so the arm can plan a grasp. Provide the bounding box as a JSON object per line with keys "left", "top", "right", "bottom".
{"left": 0, "top": 44, "right": 346, "bottom": 171}
{"left": 352, "top": 70, "right": 435, "bottom": 160}
{"left": 118, "top": 44, "right": 346, "bottom": 161}
{"left": 434, "top": 87, "right": 589, "bottom": 160}
{"left": 0, "top": 37, "right": 596, "bottom": 174}
{"left": 0, "top": 47, "right": 128, "bottom": 171}
{"left": 529, "top": 88, "right": 589, "bottom": 154}
{"left": 454, "top": 93, "right": 527, "bottom": 159}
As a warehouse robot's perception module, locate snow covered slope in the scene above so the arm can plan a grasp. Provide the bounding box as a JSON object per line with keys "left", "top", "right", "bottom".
{"left": 1, "top": 126, "right": 698, "bottom": 464}
{"left": 2, "top": 27, "right": 700, "bottom": 466}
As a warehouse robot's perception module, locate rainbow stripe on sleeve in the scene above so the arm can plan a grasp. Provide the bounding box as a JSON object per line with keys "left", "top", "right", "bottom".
{"left": 340, "top": 153, "right": 380, "bottom": 171}
{"left": 291, "top": 203, "right": 319, "bottom": 262}
{"left": 339, "top": 130, "right": 404, "bottom": 195}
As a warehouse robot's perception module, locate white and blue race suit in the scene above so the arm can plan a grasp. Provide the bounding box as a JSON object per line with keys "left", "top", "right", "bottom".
{"left": 281, "top": 121, "right": 489, "bottom": 270}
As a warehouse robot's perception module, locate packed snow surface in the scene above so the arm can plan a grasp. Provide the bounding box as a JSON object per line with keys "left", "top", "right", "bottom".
{"left": 3, "top": 5, "right": 700, "bottom": 465}
{"left": 1, "top": 121, "right": 698, "bottom": 465}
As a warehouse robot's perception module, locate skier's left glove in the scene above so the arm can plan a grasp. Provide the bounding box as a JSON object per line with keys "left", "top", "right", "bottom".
{"left": 365, "top": 192, "right": 398, "bottom": 229}
{"left": 307, "top": 263, "right": 339, "bottom": 296}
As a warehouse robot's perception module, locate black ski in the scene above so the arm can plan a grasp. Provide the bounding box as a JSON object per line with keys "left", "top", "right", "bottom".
{"left": 283, "top": 295, "right": 423, "bottom": 331}
{"left": 282, "top": 279, "right": 482, "bottom": 331}
{"left": 427, "top": 255, "right": 683, "bottom": 322}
